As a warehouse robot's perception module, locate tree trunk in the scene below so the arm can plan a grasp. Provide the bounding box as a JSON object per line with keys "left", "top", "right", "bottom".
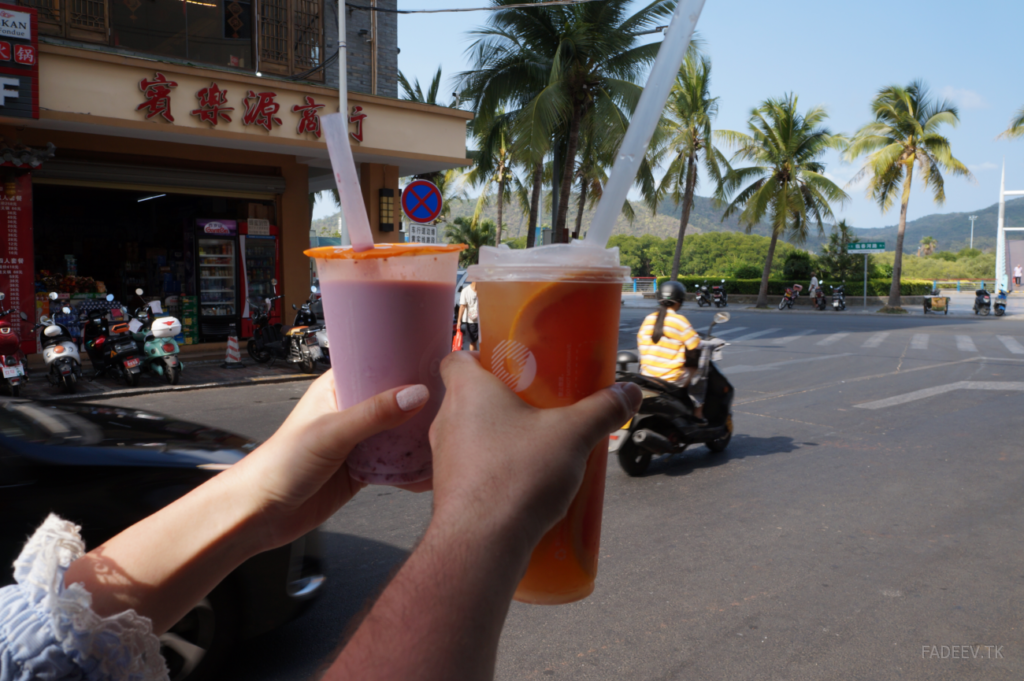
{"left": 670, "top": 151, "right": 698, "bottom": 280}
{"left": 757, "top": 230, "right": 780, "bottom": 308}
{"left": 888, "top": 164, "right": 914, "bottom": 309}
{"left": 527, "top": 162, "right": 542, "bottom": 248}
{"left": 495, "top": 174, "right": 505, "bottom": 246}
{"left": 554, "top": 101, "right": 583, "bottom": 243}
{"left": 572, "top": 178, "right": 587, "bottom": 240}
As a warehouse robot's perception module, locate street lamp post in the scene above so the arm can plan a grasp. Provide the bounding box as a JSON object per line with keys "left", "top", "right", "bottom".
{"left": 969, "top": 215, "right": 978, "bottom": 250}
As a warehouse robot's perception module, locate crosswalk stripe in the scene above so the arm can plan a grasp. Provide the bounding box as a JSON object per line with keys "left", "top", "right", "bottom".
{"left": 911, "top": 334, "right": 929, "bottom": 350}
{"left": 956, "top": 335, "right": 978, "bottom": 352}
{"left": 997, "top": 336, "right": 1024, "bottom": 355}
{"left": 816, "top": 332, "right": 849, "bottom": 346}
{"left": 862, "top": 332, "right": 890, "bottom": 348}
{"left": 772, "top": 329, "right": 816, "bottom": 345}
{"left": 710, "top": 326, "right": 748, "bottom": 338}
{"left": 731, "top": 328, "right": 780, "bottom": 342}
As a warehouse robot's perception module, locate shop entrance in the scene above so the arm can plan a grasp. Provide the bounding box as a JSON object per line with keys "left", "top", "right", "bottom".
{"left": 32, "top": 184, "right": 276, "bottom": 343}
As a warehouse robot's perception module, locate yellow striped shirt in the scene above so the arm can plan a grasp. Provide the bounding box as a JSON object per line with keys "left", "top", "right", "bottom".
{"left": 637, "top": 309, "right": 700, "bottom": 381}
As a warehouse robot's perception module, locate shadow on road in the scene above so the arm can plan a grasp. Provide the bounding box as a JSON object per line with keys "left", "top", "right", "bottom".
{"left": 645, "top": 434, "right": 815, "bottom": 477}
{"left": 228, "top": 532, "right": 410, "bottom": 681}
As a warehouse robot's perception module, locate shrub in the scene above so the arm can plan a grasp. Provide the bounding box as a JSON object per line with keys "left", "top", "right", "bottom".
{"left": 732, "top": 264, "right": 762, "bottom": 279}
{"left": 654, "top": 276, "right": 933, "bottom": 296}
{"left": 783, "top": 251, "right": 814, "bottom": 280}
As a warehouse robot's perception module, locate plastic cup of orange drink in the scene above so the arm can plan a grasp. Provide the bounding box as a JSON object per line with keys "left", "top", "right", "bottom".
{"left": 306, "top": 243, "right": 465, "bottom": 486}
{"left": 467, "top": 244, "right": 630, "bottom": 604}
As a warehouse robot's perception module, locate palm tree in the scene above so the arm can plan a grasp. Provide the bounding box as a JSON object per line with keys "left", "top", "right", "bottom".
{"left": 464, "top": 113, "right": 522, "bottom": 245}
{"left": 459, "top": 0, "right": 675, "bottom": 243}
{"left": 716, "top": 94, "right": 848, "bottom": 308}
{"left": 444, "top": 216, "right": 496, "bottom": 267}
{"left": 918, "top": 235, "right": 938, "bottom": 257}
{"left": 398, "top": 66, "right": 458, "bottom": 107}
{"left": 999, "top": 106, "right": 1024, "bottom": 140}
{"left": 844, "top": 81, "right": 973, "bottom": 310}
{"left": 650, "top": 54, "right": 727, "bottom": 280}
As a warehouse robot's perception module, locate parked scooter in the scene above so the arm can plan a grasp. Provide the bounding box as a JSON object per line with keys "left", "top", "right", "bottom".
{"left": 310, "top": 289, "right": 330, "bottom": 366}
{"left": 973, "top": 286, "right": 991, "bottom": 316}
{"left": 711, "top": 280, "right": 728, "bottom": 307}
{"left": 831, "top": 284, "right": 847, "bottom": 311}
{"left": 247, "top": 279, "right": 322, "bottom": 373}
{"left": 36, "top": 292, "right": 82, "bottom": 393}
{"left": 128, "top": 289, "right": 184, "bottom": 385}
{"left": 0, "top": 292, "right": 29, "bottom": 396}
{"left": 81, "top": 294, "right": 147, "bottom": 387}
{"left": 813, "top": 286, "right": 827, "bottom": 310}
{"left": 994, "top": 288, "right": 1008, "bottom": 317}
{"left": 610, "top": 311, "right": 735, "bottom": 477}
{"left": 778, "top": 284, "right": 803, "bottom": 310}
{"left": 695, "top": 282, "right": 712, "bottom": 307}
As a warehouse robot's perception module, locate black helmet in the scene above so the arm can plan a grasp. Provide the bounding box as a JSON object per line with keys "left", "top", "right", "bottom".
{"left": 658, "top": 280, "right": 686, "bottom": 306}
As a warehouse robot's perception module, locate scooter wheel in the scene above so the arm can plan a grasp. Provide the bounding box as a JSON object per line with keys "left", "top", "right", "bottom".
{"left": 64, "top": 376, "right": 76, "bottom": 394}
{"left": 996, "top": 308, "right": 1005, "bottom": 317}
{"left": 165, "top": 366, "right": 181, "bottom": 385}
{"left": 706, "top": 415, "right": 733, "bottom": 454}
{"left": 125, "top": 371, "right": 139, "bottom": 388}
{"left": 299, "top": 358, "right": 315, "bottom": 374}
{"left": 248, "top": 341, "right": 272, "bottom": 363}
{"left": 778, "top": 299, "right": 786, "bottom": 310}
{"left": 7, "top": 384, "right": 18, "bottom": 398}
{"left": 617, "top": 439, "right": 652, "bottom": 477}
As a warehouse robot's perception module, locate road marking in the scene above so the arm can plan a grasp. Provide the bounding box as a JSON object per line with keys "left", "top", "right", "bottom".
{"left": 731, "top": 328, "right": 780, "bottom": 342}
{"left": 728, "top": 353, "right": 852, "bottom": 374}
{"left": 997, "top": 336, "right": 1024, "bottom": 354}
{"left": 862, "top": 332, "right": 890, "bottom": 348}
{"left": 709, "top": 326, "right": 748, "bottom": 337}
{"left": 771, "top": 329, "right": 815, "bottom": 345}
{"left": 816, "top": 332, "right": 849, "bottom": 346}
{"left": 911, "top": 334, "right": 929, "bottom": 350}
{"left": 855, "top": 381, "right": 1024, "bottom": 410}
{"left": 955, "top": 335, "right": 978, "bottom": 352}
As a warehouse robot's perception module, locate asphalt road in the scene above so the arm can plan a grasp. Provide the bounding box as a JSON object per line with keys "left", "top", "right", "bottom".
{"left": 101, "top": 304, "right": 1024, "bottom": 680}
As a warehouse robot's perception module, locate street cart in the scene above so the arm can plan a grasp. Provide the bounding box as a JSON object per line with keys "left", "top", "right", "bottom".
{"left": 924, "top": 291, "right": 949, "bottom": 315}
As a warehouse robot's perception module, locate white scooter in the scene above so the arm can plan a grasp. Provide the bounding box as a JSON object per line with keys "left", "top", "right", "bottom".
{"left": 37, "top": 292, "right": 83, "bottom": 393}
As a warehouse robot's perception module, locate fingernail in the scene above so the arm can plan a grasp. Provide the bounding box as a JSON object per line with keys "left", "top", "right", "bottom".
{"left": 396, "top": 385, "right": 429, "bottom": 412}
{"left": 611, "top": 382, "right": 642, "bottom": 413}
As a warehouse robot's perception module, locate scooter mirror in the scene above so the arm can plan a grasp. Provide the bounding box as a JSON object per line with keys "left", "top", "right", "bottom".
{"left": 62, "top": 307, "right": 70, "bottom": 315}
{"left": 135, "top": 288, "right": 144, "bottom": 296}
{"left": 292, "top": 303, "right": 297, "bottom": 310}
{"left": 714, "top": 312, "right": 731, "bottom": 324}
{"left": 106, "top": 294, "right": 115, "bottom": 302}
{"left": 48, "top": 292, "right": 57, "bottom": 300}
{"left": 310, "top": 285, "right": 318, "bottom": 294}
{"left": 20, "top": 311, "right": 28, "bottom": 321}
{"left": 0, "top": 292, "right": 5, "bottom": 301}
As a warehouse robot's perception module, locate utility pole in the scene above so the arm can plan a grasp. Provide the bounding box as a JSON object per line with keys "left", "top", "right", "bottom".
{"left": 969, "top": 215, "right": 978, "bottom": 250}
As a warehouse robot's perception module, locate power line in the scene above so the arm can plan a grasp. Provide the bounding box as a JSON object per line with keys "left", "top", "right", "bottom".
{"left": 345, "top": 0, "right": 604, "bottom": 14}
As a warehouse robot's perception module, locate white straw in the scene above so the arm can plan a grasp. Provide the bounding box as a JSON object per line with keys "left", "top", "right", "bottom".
{"left": 323, "top": 113, "right": 375, "bottom": 252}
{"left": 584, "top": 0, "right": 707, "bottom": 248}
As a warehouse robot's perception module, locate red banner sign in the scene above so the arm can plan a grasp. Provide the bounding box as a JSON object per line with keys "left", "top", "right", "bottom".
{"left": 0, "top": 3, "right": 37, "bottom": 120}
{"left": 0, "top": 174, "right": 34, "bottom": 353}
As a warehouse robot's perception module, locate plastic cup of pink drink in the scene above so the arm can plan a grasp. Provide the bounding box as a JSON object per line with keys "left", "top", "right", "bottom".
{"left": 305, "top": 243, "right": 465, "bottom": 485}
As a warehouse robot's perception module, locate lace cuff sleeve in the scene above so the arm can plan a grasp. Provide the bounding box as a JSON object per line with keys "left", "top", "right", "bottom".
{"left": 0, "top": 514, "right": 168, "bottom": 681}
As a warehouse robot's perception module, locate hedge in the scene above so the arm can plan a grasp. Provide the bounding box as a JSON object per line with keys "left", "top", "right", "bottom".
{"left": 653, "top": 276, "right": 933, "bottom": 296}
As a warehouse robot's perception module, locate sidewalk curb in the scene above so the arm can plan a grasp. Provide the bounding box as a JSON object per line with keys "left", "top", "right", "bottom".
{"left": 34, "top": 372, "right": 320, "bottom": 402}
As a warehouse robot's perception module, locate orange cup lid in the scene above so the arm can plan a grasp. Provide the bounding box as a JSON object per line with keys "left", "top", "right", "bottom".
{"left": 305, "top": 243, "right": 466, "bottom": 260}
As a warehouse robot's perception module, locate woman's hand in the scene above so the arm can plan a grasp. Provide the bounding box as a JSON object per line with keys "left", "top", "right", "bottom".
{"left": 229, "top": 370, "right": 430, "bottom": 552}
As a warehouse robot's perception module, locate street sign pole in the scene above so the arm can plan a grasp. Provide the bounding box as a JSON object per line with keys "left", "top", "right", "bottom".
{"left": 864, "top": 254, "right": 868, "bottom": 307}
{"left": 848, "top": 241, "right": 886, "bottom": 307}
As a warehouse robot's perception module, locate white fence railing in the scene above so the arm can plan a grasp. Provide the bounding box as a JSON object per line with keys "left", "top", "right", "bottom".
{"left": 622, "top": 277, "right": 657, "bottom": 293}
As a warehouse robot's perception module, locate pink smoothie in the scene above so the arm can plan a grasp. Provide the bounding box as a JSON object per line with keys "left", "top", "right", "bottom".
{"left": 321, "top": 279, "right": 453, "bottom": 484}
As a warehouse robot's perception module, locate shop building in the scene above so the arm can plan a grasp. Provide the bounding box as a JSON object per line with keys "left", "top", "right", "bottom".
{"left": 0, "top": 0, "right": 471, "bottom": 351}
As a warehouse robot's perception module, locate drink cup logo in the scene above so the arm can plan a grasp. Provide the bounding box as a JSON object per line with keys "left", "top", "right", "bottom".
{"left": 491, "top": 340, "right": 537, "bottom": 393}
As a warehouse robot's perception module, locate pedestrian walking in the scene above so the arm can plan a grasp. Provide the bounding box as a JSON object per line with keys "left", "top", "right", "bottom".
{"left": 1014, "top": 264, "right": 1021, "bottom": 286}
{"left": 458, "top": 280, "right": 479, "bottom": 351}
{"left": 809, "top": 272, "right": 820, "bottom": 299}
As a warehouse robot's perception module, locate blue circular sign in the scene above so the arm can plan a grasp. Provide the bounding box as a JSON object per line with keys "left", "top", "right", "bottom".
{"left": 401, "top": 180, "right": 443, "bottom": 224}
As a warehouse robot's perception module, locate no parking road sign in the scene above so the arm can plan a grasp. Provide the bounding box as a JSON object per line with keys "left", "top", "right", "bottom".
{"left": 402, "top": 180, "right": 443, "bottom": 224}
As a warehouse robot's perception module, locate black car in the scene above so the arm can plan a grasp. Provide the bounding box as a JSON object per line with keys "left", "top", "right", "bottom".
{"left": 0, "top": 399, "right": 325, "bottom": 681}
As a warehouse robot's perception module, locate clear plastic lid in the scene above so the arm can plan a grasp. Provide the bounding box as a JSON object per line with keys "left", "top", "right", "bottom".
{"left": 467, "top": 243, "right": 631, "bottom": 283}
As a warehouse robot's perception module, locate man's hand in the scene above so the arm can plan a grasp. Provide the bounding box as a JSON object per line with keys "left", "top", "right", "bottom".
{"left": 428, "top": 352, "right": 641, "bottom": 550}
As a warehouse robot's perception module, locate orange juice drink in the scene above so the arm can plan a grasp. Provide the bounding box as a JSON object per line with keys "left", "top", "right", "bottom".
{"left": 468, "top": 244, "right": 629, "bottom": 604}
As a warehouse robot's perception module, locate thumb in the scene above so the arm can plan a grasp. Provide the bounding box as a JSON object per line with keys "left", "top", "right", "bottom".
{"left": 559, "top": 382, "right": 642, "bottom": 446}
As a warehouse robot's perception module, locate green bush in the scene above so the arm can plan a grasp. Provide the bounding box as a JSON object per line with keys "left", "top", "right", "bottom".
{"left": 654, "top": 276, "right": 933, "bottom": 296}
{"left": 732, "top": 264, "right": 762, "bottom": 279}
{"left": 783, "top": 251, "right": 814, "bottom": 280}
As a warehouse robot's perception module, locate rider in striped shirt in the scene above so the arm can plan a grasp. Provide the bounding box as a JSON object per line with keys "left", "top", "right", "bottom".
{"left": 637, "top": 280, "right": 705, "bottom": 419}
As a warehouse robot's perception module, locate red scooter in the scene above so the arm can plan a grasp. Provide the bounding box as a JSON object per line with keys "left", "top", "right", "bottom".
{"left": 0, "top": 292, "right": 29, "bottom": 396}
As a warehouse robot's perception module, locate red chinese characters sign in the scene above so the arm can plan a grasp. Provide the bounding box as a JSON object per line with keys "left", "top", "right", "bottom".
{"left": 137, "top": 72, "right": 178, "bottom": 122}
{"left": 191, "top": 82, "right": 233, "bottom": 127}
{"left": 293, "top": 96, "right": 324, "bottom": 138}
{"left": 0, "top": 3, "right": 38, "bottom": 120}
{"left": 0, "top": 174, "right": 33, "bottom": 353}
{"left": 242, "top": 90, "right": 281, "bottom": 131}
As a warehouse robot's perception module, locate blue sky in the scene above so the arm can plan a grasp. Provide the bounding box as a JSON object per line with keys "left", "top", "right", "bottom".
{"left": 316, "top": 0, "right": 1024, "bottom": 236}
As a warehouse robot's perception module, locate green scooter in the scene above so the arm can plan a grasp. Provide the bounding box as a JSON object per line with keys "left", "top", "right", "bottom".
{"left": 129, "top": 288, "right": 184, "bottom": 385}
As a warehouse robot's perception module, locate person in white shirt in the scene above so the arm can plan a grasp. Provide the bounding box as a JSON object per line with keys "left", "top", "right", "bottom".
{"left": 809, "top": 272, "right": 819, "bottom": 299}
{"left": 1014, "top": 264, "right": 1022, "bottom": 287}
{"left": 458, "top": 281, "right": 479, "bottom": 351}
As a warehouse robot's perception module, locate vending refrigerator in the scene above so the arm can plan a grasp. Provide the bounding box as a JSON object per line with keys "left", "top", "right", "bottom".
{"left": 239, "top": 220, "right": 282, "bottom": 338}
{"left": 195, "top": 219, "right": 240, "bottom": 340}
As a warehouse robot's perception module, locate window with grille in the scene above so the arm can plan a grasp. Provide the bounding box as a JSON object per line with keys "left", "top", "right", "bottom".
{"left": 259, "top": 0, "right": 323, "bottom": 81}
{"left": 20, "top": 0, "right": 108, "bottom": 42}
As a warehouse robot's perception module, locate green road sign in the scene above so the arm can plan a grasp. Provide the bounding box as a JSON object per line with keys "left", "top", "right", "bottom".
{"left": 849, "top": 241, "right": 886, "bottom": 253}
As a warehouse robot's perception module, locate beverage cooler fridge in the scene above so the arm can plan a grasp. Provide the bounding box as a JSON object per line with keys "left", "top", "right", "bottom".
{"left": 195, "top": 219, "right": 240, "bottom": 340}
{"left": 239, "top": 220, "right": 282, "bottom": 338}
